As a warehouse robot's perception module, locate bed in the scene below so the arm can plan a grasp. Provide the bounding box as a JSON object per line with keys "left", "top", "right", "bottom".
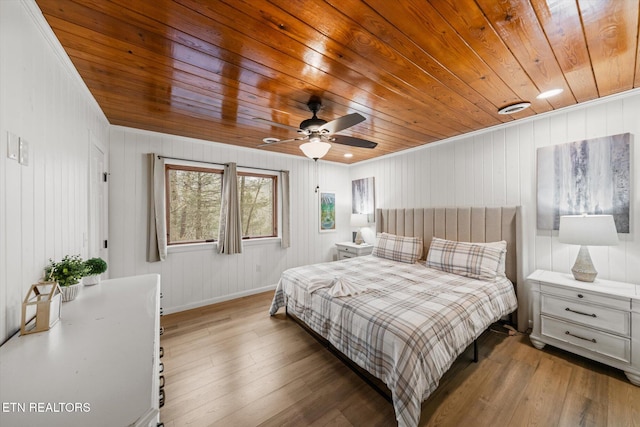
{"left": 269, "top": 207, "right": 521, "bottom": 427}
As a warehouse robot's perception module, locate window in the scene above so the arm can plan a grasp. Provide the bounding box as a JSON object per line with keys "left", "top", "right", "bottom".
{"left": 166, "top": 164, "right": 277, "bottom": 245}
{"left": 166, "top": 165, "right": 222, "bottom": 244}
{"left": 238, "top": 172, "right": 277, "bottom": 238}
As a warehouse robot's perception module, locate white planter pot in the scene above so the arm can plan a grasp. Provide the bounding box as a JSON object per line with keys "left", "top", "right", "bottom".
{"left": 83, "top": 275, "right": 101, "bottom": 286}
{"left": 61, "top": 283, "right": 81, "bottom": 302}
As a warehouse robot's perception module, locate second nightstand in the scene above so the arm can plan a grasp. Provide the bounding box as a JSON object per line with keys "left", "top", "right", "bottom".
{"left": 336, "top": 241, "right": 373, "bottom": 260}
{"left": 528, "top": 269, "right": 640, "bottom": 386}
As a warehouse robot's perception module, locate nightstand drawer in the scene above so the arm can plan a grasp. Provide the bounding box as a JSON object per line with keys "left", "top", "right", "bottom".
{"left": 541, "top": 316, "right": 631, "bottom": 363}
{"left": 335, "top": 242, "right": 373, "bottom": 260}
{"left": 540, "top": 283, "right": 630, "bottom": 310}
{"left": 541, "top": 294, "right": 630, "bottom": 336}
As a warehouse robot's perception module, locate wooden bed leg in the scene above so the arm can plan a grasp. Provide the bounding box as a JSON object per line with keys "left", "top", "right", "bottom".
{"left": 473, "top": 339, "right": 478, "bottom": 363}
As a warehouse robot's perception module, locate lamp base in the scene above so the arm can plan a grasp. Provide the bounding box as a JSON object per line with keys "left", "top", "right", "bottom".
{"left": 571, "top": 246, "right": 597, "bottom": 282}
{"left": 354, "top": 230, "right": 364, "bottom": 245}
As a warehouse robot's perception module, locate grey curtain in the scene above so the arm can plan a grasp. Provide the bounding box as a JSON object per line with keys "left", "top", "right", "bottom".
{"left": 218, "top": 163, "right": 243, "bottom": 254}
{"left": 281, "top": 170, "right": 290, "bottom": 248}
{"left": 147, "top": 153, "right": 167, "bottom": 262}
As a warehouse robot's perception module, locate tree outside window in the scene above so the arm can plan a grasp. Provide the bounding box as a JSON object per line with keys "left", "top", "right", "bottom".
{"left": 166, "top": 164, "right": 277, "bottom": 245}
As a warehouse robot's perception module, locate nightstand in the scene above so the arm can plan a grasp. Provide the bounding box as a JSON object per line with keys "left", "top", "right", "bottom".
{"left": 528, "top": 269, "right": 640, "bottom": 386}
{"left": 336, "top": 242, "right": 373, "bottom": 260}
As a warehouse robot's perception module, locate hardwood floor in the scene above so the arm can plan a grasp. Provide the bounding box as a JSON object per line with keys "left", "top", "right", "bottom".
{"left": 160, "top": 291, "right": 639, "bottom": 427}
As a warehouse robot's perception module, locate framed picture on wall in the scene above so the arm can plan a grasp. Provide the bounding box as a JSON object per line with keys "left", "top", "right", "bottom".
{"left": 536, "top": 132, "right": 630, "bottom": 233}
{"left": 352, "top": 177, "right": 375, "bottom": 222}
{"left": 319, "top": 191, "right": 336, "bottom": 232}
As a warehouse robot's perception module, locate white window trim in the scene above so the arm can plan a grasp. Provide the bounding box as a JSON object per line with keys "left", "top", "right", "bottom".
{"left": 167, "top": 237, "right": 282, "bottom": 254}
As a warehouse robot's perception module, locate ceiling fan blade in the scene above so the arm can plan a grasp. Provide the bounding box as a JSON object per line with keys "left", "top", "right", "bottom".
{"left": 319, "top": 113, "right": 365, "bottom": 134}
{"left": 330, "top": 135, "right": 377, "bottom": 149}
{"left": 252, "top": 117, "right": 300, "bottom": 132}
{"left": 258, "top": 136, "right": 308, "bottom": 147}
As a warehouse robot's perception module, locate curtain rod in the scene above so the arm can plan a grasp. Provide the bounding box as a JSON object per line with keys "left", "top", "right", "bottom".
{"left": 157, "top": 155, "right": 286, "bottom": 174}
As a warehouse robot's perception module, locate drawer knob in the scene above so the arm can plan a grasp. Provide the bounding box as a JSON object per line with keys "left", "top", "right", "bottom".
{"left": 577, "top": 294, "right": 584, "bottom": 298}
{"left": 565, "top": 330, "right": 596, "bottom": 343}
{"left": 565, "top": 307, "right": 597, "bottom": 318}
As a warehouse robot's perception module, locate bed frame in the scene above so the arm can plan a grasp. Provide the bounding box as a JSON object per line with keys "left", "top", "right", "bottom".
{"left": 287, "top": 206, "right": 522, "bottom": 402}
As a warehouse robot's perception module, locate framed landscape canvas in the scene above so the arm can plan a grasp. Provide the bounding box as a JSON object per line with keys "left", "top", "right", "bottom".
{"left": 319, "top": 191, "right": 336, "bottom": 232}
{"left": 537, "top": 133, "right": 630, "bottom": 233}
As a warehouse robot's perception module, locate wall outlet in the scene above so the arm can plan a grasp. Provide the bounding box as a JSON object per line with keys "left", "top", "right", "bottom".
{"left": 7, "top": 132, "right": 18, "bottom": 160}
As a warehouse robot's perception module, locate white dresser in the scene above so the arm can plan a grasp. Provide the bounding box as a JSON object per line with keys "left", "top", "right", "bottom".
{"left": 336, "top": 241, "right": 373, "bottom": 260}
{"left": 0, "top": 274, "right": 162, "bottom": 426}
{"left": 528, "top": 269, "right": 640, "bottom": 386}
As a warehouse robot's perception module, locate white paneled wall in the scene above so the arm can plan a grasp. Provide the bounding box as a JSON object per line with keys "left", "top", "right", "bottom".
{"left": 109, "top": 127, "right": 351, "bottom": 313}
{"left": 0, "top": 0, "right": 109, "bottom": 343}
{"left": 351, "top": 91, "right": 640, "bottom": 329}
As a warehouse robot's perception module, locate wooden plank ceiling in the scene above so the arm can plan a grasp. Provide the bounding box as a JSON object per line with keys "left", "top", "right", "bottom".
{"left": 36, "top": 0, "right": 640, "bottom": 163}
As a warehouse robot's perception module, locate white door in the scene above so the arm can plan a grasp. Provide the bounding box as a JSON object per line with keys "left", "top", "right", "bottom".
{"left": 89, "top": 140, "right": 108, "bottom": 272}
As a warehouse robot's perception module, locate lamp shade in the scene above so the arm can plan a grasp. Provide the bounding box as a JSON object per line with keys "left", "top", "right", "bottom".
{"left": 350, "top": 213, "right": 368, "bottom": 227}
{"left": 558, "top": 215, "right": 618, "bottom": 246}
{"left": 299, "top": 141, "right": 331, "bottom": 160}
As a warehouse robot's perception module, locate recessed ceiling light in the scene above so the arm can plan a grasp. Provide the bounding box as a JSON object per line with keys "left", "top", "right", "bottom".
{"left": 262, "top": 137, "right": 280, "bottom": 144}
{"left": 344, "top": 153, "right": 353, "bottom": 158}
{"left": 497, "top": 102, "right": 531, "bottom": 115}
{"left": 537, "top": 88, "right": 563, "bottom": 99}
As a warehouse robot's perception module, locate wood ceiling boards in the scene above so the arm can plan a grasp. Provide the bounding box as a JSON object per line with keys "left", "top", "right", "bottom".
{"left": 35, "top": 0, "right": 640, "bottom": 163}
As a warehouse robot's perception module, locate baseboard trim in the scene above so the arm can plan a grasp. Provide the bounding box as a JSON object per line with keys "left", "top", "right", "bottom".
{"left": 163, "top": 284, "right": 278, "bottom": 314}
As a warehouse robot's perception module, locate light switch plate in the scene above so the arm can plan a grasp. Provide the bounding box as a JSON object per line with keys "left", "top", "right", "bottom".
{"left": 7, "top": 132, "right": 19, "bottom": 160}
{"left": 19, "top": 138, "right": 29, "bottom": 166}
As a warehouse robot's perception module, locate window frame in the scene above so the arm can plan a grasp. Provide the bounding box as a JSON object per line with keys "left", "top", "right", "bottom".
{"left": 164, "top": 162, "right": 279, "bottom": 246}
{"left": 237, "top": 171, "right": 278, "bottom": 240}
{"left": 165, "top": 163, "right": 223, "bottom": 246}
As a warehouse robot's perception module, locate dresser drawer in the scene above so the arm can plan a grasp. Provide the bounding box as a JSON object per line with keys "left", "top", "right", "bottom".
{"left": 541, "top": 294, "right": 630, "bottom": 336}
{"left": 338, "top": 251, "right": 354, "bottom": 260}
{"left": 540, "top": 283, "right": 630, "bottom": 310}
{"left": 541, "top": 316, "right": 631, "bottom": 363}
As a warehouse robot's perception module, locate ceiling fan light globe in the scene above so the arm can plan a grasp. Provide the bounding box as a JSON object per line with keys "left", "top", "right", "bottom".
{"left": 300, "top": 141, "right": 331, "bottom": 160}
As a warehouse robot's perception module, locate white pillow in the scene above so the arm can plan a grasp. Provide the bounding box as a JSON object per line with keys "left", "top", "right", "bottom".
{"left": 372, "top": 233, "right": 423, "bottom": 264}
{"left": 426, "top": 237, "right": 506, "bottom": 280}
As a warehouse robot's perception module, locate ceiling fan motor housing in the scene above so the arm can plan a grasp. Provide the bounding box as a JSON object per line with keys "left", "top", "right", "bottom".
{"left": 299, "top": 117, "right": 327, "bottom": 132}
{"left": 299, "top": 100, "right": 326, "bottom": 132}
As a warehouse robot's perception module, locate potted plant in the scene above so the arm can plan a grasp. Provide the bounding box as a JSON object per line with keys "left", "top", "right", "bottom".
{"left": 45, "top": 255, "right": 88, "bottom": 302}
{"left": 83, "top": 257, "right": 108, "bottom": 285}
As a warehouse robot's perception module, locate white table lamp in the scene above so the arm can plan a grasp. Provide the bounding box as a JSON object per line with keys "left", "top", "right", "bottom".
{"left": 558, "top": 214, "right": 619, "bottom": 282}
{"left": 351, "top": 214, "right": 368, "bottom": 245}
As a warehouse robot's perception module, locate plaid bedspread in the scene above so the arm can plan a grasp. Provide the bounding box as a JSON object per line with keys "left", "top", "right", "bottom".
{"left": 269, "top": 255, "right": 517, "bottom": 427}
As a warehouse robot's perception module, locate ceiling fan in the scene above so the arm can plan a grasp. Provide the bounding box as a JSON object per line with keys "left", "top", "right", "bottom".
{"left": 255, "top": 99, "right": 377, "bottom": 160}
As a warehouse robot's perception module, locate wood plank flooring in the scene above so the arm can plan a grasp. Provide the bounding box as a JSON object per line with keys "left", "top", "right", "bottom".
{"left": 159, "top": 291, "right": 639, "bottom": 426}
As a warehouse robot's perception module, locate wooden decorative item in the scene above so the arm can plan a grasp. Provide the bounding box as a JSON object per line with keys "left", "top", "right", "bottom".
{"left": 20, "top": 282, "right": 62, "bottom": 335}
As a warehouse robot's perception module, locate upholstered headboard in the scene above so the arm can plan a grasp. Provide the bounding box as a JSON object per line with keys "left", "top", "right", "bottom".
{"left": 376, "top": 207, "right": 522, "bottom": 286}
